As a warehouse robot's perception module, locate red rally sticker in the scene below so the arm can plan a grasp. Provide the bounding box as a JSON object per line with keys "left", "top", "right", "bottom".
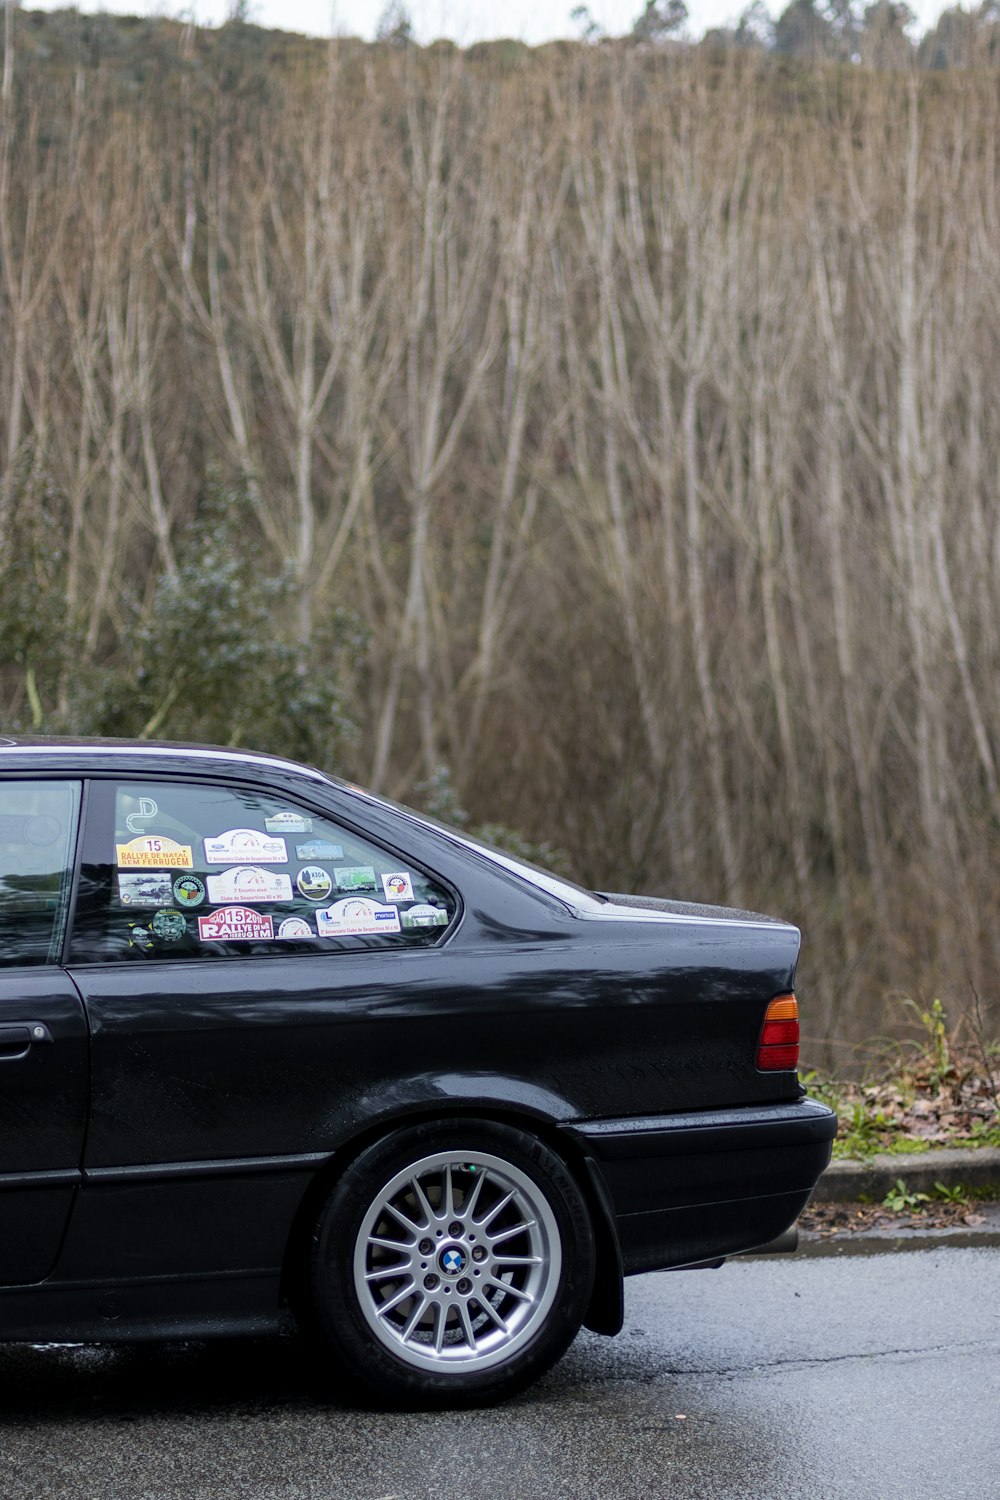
{"left": 197, "top": 906, "right": 274, "bottom": 941}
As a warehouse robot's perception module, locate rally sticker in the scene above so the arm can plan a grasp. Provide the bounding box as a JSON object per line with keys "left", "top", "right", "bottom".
{"left": 203, "top": 829, "right": 287, "bottom": 864}
{"left": 118, "top": 872, "right": 174, "bottom": 907}
{"left": 116, "top": 835, "right": 193, "bottom": 869}
{"left": 296, "top": 865, "right": 333, "bottom": 901}
{"left": 265, "top": 811, "right": 313, "bottom": 835}
{"left": 277, "top": 917, "right": 314, "bottom": 940}
{"left": 381, "top": 871, "right": 414, "bottom": 902}
{"left": 206, "top": 866, "right": 293, "bottom": 904}
{"left": 401, "top": 903, "right": 450, "bottom": 929}
{"left": 334, "top": 865, "right": 377, "bottom": 892}
{"left": 296, "top": 840, "right": 343, "bottom": 861}
{"left": 173, "top": 875, "right": 206, "bottom": 908}
{"left": 197, "top": 906, "right": 274, "bottom": 941}
{"left": 151, "top": 909, "right": 186, "bottom": 942}
{"left": 316, "top": 898, "right": 401, "bottom": 937}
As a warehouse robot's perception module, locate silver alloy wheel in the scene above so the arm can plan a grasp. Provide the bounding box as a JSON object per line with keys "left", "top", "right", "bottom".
{"left": 353, "top": 1148, "right": 563, "bottom": 1374}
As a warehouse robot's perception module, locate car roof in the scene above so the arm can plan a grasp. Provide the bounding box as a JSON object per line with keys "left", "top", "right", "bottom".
{"left": 0, "top": 736, "right": 332, "bottom": 784}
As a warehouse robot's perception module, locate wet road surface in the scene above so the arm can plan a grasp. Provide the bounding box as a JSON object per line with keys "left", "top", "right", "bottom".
{"left": 0, "top": 1247, "right": 996, "bottom": 1499}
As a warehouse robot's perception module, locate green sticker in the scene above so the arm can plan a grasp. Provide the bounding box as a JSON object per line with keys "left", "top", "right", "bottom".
{"left": 334, "top": 865, "right": 377, "bottom": 892}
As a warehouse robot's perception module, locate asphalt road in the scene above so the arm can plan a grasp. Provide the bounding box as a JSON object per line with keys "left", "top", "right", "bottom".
{"left": 0, "top": 1248, "right": 996, "bottom": 1500}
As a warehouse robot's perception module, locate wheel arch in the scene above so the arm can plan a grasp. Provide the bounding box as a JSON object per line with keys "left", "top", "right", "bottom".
{"left": 279, "top": 1102, "right": 624, "bottom": 1338}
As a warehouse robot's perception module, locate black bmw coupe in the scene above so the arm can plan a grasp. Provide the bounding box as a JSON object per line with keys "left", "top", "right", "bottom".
{"left": 0, "top": 738, "right": 835, "bottom": 1404}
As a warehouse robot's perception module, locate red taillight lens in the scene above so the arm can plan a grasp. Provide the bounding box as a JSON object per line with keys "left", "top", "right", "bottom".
{"left": 757, "top": 994, "right": 799, "bottom": 1071}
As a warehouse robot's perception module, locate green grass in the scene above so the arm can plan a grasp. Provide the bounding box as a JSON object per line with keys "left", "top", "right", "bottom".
{"left": 801, "top": 999, "right": 1000, "bottom": 1160}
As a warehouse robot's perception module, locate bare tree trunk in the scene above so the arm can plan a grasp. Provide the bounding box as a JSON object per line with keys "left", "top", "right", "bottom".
{"left": 812, "top": 235, "right": 890, "bottom": 929}
{"left": 2, "top": 0, "right": 14, "bottom": 105}
{"left": 371, "top": 61, "right": 501, "bottom": 790}
{"left": 677, "top": 108, "right": 740, "bottom": 902}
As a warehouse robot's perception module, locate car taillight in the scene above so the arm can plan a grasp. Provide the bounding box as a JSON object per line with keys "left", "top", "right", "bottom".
{"left": 757, "top": 994, "right": 799, "bottom": 1071}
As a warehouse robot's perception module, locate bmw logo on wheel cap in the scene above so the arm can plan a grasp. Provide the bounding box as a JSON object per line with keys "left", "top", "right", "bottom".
{"left": 439, "top": 1245, "right": 466, "bottom": 1276}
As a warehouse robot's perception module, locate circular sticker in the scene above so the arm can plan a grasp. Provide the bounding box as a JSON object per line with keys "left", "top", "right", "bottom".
{"left": 296, "top": 865, "right": 333, "bottom": 901}
{"left": 173, "top": 874, "right": 206, "bottom": 908}
{"left": 127, "top": 922, "right": 155, "bottom": 950}
{"left": 277, "top": 917, "right": 314, "bottom": 939}
{"left": 151, "top": 909, "right": 186, "bottom": 942}
{"left": 25, "top": 815, "right": 61, "bottom": 846}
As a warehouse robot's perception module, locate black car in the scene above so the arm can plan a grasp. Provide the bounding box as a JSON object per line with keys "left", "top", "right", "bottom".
{"left": 0, "top": 738, "right": 835, "bottom": 1404}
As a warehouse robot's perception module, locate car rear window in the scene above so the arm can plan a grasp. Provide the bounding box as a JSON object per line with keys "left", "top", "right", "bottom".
{"left": 70, "top": 779, "right": 458, "bottom": 961}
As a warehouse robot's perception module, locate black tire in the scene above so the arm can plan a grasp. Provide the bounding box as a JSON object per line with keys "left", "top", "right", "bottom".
{"left": 309, "top": 1119, "right": 595, "bottom": 1407}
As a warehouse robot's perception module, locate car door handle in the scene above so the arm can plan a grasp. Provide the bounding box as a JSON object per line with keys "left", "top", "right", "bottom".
{"left": 0, "top": 1023, "right": 52, "bottom": 1059}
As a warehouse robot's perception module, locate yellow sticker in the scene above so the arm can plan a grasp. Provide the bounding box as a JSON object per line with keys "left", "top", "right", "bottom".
{"left": 116, "top": 835, "right": 194, "bottom": 869}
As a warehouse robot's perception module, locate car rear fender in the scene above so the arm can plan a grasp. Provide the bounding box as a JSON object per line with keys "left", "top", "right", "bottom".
{"left": 279, "top": 1099, "right": 625, "bottom": 1337}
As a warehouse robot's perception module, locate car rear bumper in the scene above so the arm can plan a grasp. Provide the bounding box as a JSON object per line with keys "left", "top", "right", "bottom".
{"left": 568, "top": 1097, "right": 837, "bottom": 1275}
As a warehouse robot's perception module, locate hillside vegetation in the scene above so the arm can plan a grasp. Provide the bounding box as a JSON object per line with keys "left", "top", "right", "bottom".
{"left": 2, "top": 14, "right": 1000, "bottom": 1056}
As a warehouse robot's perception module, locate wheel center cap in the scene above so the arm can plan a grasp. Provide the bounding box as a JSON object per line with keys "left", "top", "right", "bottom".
{"left": 439, "top": 1244, "right": 467, "bottom": 1276}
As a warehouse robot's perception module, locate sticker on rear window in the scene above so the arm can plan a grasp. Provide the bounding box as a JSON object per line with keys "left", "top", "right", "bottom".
{"left": 296, "top": 840, "right": 343, "bottom": 861}
{"left": 265, "top": 811, "right": 313, "bottom": 835}
{"left": 381, "top": 872, "right": 414, "bottom": 902}
{"left": 125, "top": 797, "right": 159, "bottom": 834}
{"left": 173, "top": 875, "right": 206, "bottom": 908}
{"left": 401, "top": 904, "right": 450, "bottom": 929}
{"left": 203, "top": 829, "right": 288, "bottom": 864}
{"left": 316, "top": 898, "right": 401, "bottom": 937}
{"left": 127, "top": 921, "right": 156, "bottom": 950}
{"left": 197, "top": 906, "right": 275, "bottom": 941}
{"left": 333, "top": 865, "right": 377, "bottom": 892}
{"left": 117, "top": 836, "right": 193, "bottom": 869}
{"left": 151, "top": 909, "right": 186, "bottom": 942}
{"left": 118, "top": 872, "right": 174, "bottom": 907}
{"left": 297, "top": 866, "right": 333, "bottom": 901}
{"left": 277, "top": 917, "right": 314, "bottom": 939}
{"left": 206, "top": 866, "right": 293, "bottom": 904}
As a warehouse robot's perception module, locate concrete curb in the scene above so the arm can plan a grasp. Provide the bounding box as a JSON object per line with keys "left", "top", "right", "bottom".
{"left": 813, "top": 1146, "right": 1000, "bottom": 1204}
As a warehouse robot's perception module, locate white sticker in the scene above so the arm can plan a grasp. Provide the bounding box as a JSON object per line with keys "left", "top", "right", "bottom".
{"left": 296, "top": 840, "right": 343, "bottom": 861}
{"left": 116, "top": 836, "right": 193, "bottom": 869}
{"left": 277, "top": 916, "right": 314, "bottom": 939}
{"left": 401, "top": 903, "right": 450, "bottom": 929}
{"left": 297, "top": 865, "right": 333, "bottom": 901}
{"left": 117, "top": 872, "right": 174, "bottom": 907}
{"left": 381, "top": 871, "right": 414, "bottom": 902}
{"left": 265, "top": 811, "right": 313, "bottom": 835}
{"left": 206, "top": 866, "right": 294, "bottom": 904}
{"left": 197, "top": 906, "right": 274, "bottom": 940}
{"left": 316, "top": 898, "right": 402, "bottom": 937}
{"left": 125, "top": 797, "right": 159, "bottom": 834}
{"left": 203, "top": 829, "right": 288, "bottom": 864}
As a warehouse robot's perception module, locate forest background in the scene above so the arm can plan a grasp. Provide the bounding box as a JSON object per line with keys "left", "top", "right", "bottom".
{"left": 3, "top": 6, "right": 1000, "bottom": 1068}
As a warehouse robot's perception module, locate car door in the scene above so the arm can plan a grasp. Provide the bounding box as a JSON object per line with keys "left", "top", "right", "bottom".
{"left": 62, "top": 773, "right": 460, "bottom": 1285}
{"left": 0, "top": 777, "right": 89, "bottom": 1284}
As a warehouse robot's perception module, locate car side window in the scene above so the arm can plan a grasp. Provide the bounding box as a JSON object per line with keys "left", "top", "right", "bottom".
{"left": 70, "top": 779, "right": 457, "bottom": 962}
{"left": 0, "top": 780, "right": 82, "bottom": 968}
